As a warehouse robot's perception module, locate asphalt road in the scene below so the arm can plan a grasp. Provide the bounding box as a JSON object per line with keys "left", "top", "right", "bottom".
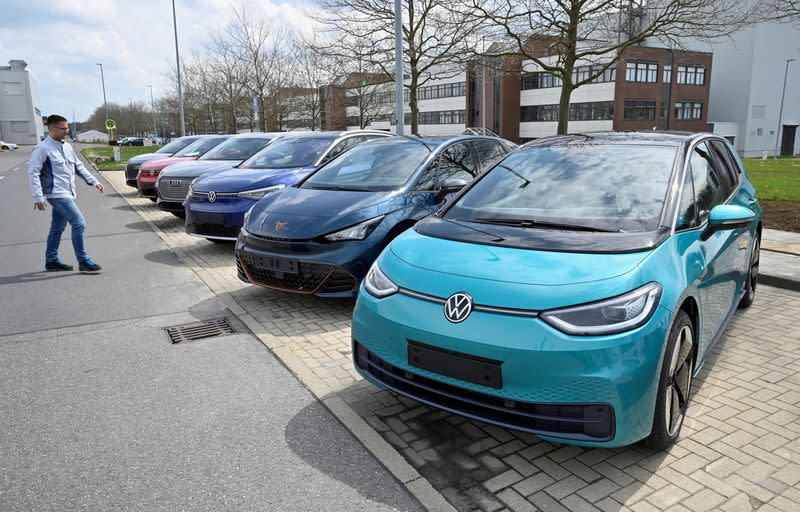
{"left": 0, "top": 146, "right": 421, "bottom": 511}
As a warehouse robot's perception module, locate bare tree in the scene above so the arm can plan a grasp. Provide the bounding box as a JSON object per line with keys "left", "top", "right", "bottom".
{"left": 309, "top": 0, "right": 478, "bottom": 134}
{"left": 464, "top": 0, "right": 757, "bottom": 134}
{"left": 206, "top": 28, "right": 250, "bottom": 132}
{"left": 759, "top": 0, "right": 800, "bottom": 25}
{"left": 292, "top": 38, "right": 338, "bottom": 131}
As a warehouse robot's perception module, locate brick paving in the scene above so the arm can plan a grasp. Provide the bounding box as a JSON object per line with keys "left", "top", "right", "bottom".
{"left": 103, "top": 169, "right": 800, "bottom": 511}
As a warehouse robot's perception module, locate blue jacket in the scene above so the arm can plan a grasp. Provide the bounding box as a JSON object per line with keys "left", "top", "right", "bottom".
{"left": 28, "top": 137, "right": 99, "bottom": 202}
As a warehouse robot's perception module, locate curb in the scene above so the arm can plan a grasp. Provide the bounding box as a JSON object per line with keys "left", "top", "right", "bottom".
{"left": 98, "top": 168, "right": 452, "bottom": 512}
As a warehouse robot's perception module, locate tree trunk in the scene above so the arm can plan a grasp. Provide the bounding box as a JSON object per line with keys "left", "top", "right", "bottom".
{"left": 409, "top": 70, "right": 418, "bottom": 135}
{"left": 556, "top": 84, "right": 573, "bottom": 135}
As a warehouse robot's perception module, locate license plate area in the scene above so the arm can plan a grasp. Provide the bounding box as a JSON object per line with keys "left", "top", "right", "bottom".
{"left": 252, "top": 255, "right": 298, "bottom": 274}
{"left": 197, "top": 213, "right": 225, "bottom": 225}
{"left": 407, "top": 340, "right": 502, "bottom": 389}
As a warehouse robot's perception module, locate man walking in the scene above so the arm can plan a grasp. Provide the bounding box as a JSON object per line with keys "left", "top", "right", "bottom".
{"left": 28, "top": 114, "right": 104, "bottom": 272}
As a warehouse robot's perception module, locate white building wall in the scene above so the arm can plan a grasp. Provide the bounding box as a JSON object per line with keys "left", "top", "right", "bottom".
{"left": 520, "top": 82, "right": 616, "bottom": 106}
{"left": 679, "top": 18, "right": 800, "bottom": 156}
{"left": 0, "top": 60, "right": 42, "bottom": 145}
{"left": 520, "top": 120, "right": 614, "bottom": 139}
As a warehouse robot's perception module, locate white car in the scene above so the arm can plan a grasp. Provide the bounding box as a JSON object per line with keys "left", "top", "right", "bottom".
{"left": 0, "top": 140, "right": 19, "bottom": 151}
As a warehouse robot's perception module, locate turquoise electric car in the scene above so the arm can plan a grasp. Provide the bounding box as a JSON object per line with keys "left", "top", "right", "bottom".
{"left": 353, "top": 132, "right": 761, "bottom": 448}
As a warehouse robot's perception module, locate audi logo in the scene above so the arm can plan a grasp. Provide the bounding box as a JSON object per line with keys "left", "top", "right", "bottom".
{"left": 169, "top": 180, "right": 182, "bottom": 187}
{"left": 444, "top": 292, "right": 473, "bottom": 323}
{"left": 208, "top": 191, "right": 217, "bottom": 203}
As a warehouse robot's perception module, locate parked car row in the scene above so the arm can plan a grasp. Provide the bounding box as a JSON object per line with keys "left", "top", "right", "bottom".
{"left": 129, "top": 130, "right": 762, "bottom": 450}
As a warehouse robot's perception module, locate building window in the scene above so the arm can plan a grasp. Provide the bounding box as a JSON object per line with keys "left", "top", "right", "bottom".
{"left": 675, "top": 101, "right": 703, "bottom": 120}
{"left": 416, "top": 82, "right": 467, "bottom": 101}
{"left": 623, "top": 100, "right": 657, "bottom": 120}
{"left": 521, "top": 65, "right": 616, "bottom": 90}
{"left": 626, "top": 62, "right": 658, "bottom": 82}
{"left": 520, "top": 101, "right": 614, "bottom": 122}
{"left": 663, "top": 65, "right": 672, "bottom": 83}
{"left": 417, "top": 109, "right": 466, "bottom": 125}
{"left": 677, "top": 66, "right": 705, "bottom": 85}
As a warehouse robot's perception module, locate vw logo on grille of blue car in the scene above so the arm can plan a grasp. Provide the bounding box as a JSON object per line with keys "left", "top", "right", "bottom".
{"left": 444, "top": 292, "right": 473, "bottom": 323}
{"left": 208, "top": 191, "right": 217, "bottom": 203}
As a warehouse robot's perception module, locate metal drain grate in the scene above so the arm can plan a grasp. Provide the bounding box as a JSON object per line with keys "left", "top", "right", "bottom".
{"left": 165, "top": 317, "right": 236, "bottom": 344}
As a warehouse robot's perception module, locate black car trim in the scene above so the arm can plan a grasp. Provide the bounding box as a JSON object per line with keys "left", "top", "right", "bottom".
{"left": 398, "top": 287, "right": 541, "bottom": 317}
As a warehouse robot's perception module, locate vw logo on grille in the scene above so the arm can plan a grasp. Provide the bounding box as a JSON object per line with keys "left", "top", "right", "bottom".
{"left": 208, "top": 191, "right": 217, "bottom": 203}
{"left": 169, "top": 180, "right": 181, "bottom": 187}
{"left": 444, "top": 292, "right": 473, "bottom": 323}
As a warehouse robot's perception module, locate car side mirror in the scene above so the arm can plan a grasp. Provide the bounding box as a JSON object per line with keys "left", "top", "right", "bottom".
{"left": 701, "top": 204, "right": 755, "bottom": 241}
{"left": 438, "top": 177, "right": 468, "bottom": 196}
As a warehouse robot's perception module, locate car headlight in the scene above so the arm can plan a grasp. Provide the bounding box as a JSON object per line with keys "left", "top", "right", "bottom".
{"left": 540, "top": 282, "right": 662, "bottom": 336}
{"left": 238, "top": 184, "right": 285, "bottom": 200}
{"left": 324, "top": 216, "right": 384, "bottom": 242}
{"left": 364, "top": 263, "right": 398, "bottom": 298}
{"left": 241, "top": 206, "right": 256, "bottom": 237}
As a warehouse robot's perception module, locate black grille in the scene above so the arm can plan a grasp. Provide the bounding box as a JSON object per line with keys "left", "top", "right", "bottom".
{"left": 125, "top": 162, "right": 140, "bottom": 181}
{"left": 239, "top": 255, "right": 353, "bottom": 294}
{"left": 186, "top": 223, "right": 240, "bottom": 239}
{"left": 354, "top": 342, "right": 615, "bottom": 442}
{"left": 139, "top": 187, "right": 156, "bottom": 198}
{"left": 158, "top": 177, "right": 192, "bottom": 201}
{"left": 320, "top": 270, "right": 357, "bottom": 293}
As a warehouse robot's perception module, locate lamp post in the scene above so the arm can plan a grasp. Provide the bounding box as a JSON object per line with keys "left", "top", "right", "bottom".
{"left": 96, "top": 63, "right": 109, "bottom": 122}
{"left": 393, "top": 0, "right": 404, "bottom": 136}
{"left": 172, "top": 0, "right": 186, "bottom": 136}
{"left": 148, "top": 85, "right": 157, "bottom": 139}
{"left": 775, "top": 58, "right": 795, "bottom": 159}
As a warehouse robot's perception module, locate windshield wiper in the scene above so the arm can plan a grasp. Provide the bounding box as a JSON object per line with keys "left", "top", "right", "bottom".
{"left": 305, "top": 185, "right": 372, "bottom": 191}
{"left": 472, "top": 217, "right": 622, "bottom": 233}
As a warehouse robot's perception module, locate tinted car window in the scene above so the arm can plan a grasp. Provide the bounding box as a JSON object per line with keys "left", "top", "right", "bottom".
{"left": 319, "top": 137, "right": 360, "bottom": 165}
{"left": 200, "top": 137, "right": 272, "bottom": 161}
{"left": 445, "top": 145, "right": 678, "bottom": 232}
{"left": 156, "top": 136, "right": 200, "bottom": 154}
{"left": 302, "top": 141, "right": 431, "bottom": 191}
{"left": 689, "top": 142, "right": 730, "bottom": 223}
{"left": 173, "top": 137, "right": 227, "bottom": 157}
{"left": 709, "top": 140, "right": 740, "bottom": 188}
{"left": 415, "top": 142, "right": 478, "bottom": 190}
{"left": 473, "top": 140, "right": 508, "bottom": 170}
{"left": 239, "top": 137, "right": 333, "bottom": 169}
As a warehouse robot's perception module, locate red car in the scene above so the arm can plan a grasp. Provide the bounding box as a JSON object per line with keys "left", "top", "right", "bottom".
{"left": 137, "top": 135, "right": 229, "bottom": 199}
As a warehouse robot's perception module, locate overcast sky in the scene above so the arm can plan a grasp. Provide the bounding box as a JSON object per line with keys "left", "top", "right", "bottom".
{"left": 0, "top": 0, "right": 309, "bottom": 122}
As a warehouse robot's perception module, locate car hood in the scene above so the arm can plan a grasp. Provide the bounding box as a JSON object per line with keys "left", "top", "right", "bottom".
{"left": 140, "top": 156, "right": 197, "bottom": 171}
{"left": 192, "top": 166, "right": 317, "bottom": 193}
{"left": 246, "top": 186, "right": 393, "bottom": 239}
{"left": 160, "top": 160, "right": 238, "bottom": 178}
{"left": 386, "top": 228, "right": 649, "bottom": 293}
{"left": 127, "top": 153, "right": 163, "bottom": 164}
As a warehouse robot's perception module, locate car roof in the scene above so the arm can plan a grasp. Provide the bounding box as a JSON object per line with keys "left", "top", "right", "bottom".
{"left": 230, "top": 132, "right": 284, "bottom": 139}
{"left": 391, "top": 135, "right": 509, "bottom": 150}
{"left": 521, "top": 131, "right": 714, "bottom": 148}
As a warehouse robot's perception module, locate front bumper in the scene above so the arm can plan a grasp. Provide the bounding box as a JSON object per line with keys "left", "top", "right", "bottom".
{"left": 126, "top": 162, "right": 142, "bottom": 187}
{"left": 137, "top": 172, "right": 158, "bottom": 197}
{"left": 234, "top": 231, "right": 385, "bottom": 298}
{"left": 184, "top": 195, "right": 252, "bottom": 241}
{"left": 352, "top": 287, "right": 672, "bottom": 447}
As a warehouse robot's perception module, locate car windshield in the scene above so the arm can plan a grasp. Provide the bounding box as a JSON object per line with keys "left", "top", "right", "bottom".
{"left": 200, "top": 137, "right": 273, "bottom": 161}
{"left": 302, "top": 141, "right": 431, "bottom": 192}
{"left": 239, "top": 137, "right": 332, "bottom": 169}
{"left": 156, "top": 136, "right": 199, "bottom": 154}
{"left": 173, "top": 137, "right": 227, "bottom": 157}
{"left": 445, "top": 144, "right": 678, "bottom": 233}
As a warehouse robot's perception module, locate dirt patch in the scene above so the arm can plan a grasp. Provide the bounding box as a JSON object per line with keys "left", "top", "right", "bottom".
{"left": 760, "top": 199, "right": 800, "bottom": 233}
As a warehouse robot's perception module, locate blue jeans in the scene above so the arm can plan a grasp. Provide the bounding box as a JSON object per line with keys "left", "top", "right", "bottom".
{"left": 46, "top": 198, "right": 88, "bottom": 263}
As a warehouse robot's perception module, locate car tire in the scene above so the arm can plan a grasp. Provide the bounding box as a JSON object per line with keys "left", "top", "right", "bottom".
{"left": 1, "top": 145, "right": 7, "bottom": 151}
{"left": 738, "top": 233, "right": 760, "bottom": 309}
{"left": 171, "top": 211, "right": 186, "bottom": 218}
{"left": 643, "top": 310, "right": 694, "bottom": 450}
{"left": 149, "top": 197, "right": 157, "bottom": 203}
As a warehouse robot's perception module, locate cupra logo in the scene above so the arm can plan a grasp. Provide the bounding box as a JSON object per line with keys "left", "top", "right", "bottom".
{"left": 275, "top": 221, "right": 288, "bottom": 231}
{"left": 444, "top": 292, "right": 473, "bottom": 323}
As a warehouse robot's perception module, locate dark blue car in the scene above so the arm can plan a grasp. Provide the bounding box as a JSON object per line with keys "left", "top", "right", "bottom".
{"left": 184, "top": 131, "right": 392, "bottom": 241}
{"left": 235, "top": 135, "right": 517, "bottom": 297}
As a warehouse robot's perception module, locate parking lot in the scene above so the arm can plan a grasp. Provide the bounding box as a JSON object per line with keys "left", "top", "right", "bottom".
{"left": 100, "top": 166, "right": 800, "bottom": 512}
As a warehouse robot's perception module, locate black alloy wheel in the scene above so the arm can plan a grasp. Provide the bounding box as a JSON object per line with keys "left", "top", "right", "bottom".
{"left": 644, "top": 310, "right": 694, "bottom": 450}
{"left": 739, "top": 234, "right": 760, "bottom": 309}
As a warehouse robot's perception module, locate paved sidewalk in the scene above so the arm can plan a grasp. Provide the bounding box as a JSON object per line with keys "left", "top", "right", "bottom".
{"left": 102, "top": 168, "right": 800, "bottom": 512}
{"left": 761, "top": 229, "right": 800, "bottom": 292}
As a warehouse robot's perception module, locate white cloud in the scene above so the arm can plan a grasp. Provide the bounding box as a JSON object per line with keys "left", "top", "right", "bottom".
{"left": 1, "top": 0, "right": 314, "bottom": 121}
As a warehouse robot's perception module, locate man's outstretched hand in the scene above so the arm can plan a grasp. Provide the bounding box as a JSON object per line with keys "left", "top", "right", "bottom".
{"left": 34, "top": 202, "right": 46, "bottom": 211}
{"left": 96, "top": 183, "right": 104, "bottom": 193}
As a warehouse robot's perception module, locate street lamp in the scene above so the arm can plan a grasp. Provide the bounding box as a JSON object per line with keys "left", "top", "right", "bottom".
{"left": 393, "top": 0, "right": 404, "bottom": 136}
{"left": 172, "top": 0, "right": 186, "bottom": 136}
{"left": 148, "top": 85, "right": 158, "bottom": 139}
{"left": 775, "top": 58, "right": 795, "bottom": 159}
{"left": 96, "top": 63, "right": 109, "bottom": 122}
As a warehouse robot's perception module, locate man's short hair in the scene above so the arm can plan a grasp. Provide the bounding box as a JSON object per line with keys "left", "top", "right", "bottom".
{"left": 46, "top": 114, "right": 68, "bottom": 126}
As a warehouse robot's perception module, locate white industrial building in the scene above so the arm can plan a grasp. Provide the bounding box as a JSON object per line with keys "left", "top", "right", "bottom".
{"left": 0, "top": 60, "right": 44, "bottom": 145}
{"left": 76, "top": 130, "right": 109, "bottom": 143}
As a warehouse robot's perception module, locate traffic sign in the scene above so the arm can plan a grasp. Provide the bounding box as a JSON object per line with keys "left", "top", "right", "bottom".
{"left": 105, "top": 119, "right": 116, "bottom": 130}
